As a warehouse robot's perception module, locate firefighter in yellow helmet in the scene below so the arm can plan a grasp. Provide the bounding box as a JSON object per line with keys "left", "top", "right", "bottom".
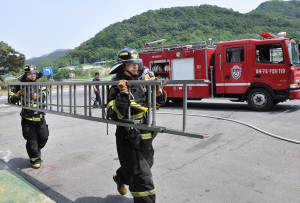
{"left": 107, "top": 48, "right": 167, "bottom": 203}
{"left": 8, "top": 64, "right": 49, "bottom": 169}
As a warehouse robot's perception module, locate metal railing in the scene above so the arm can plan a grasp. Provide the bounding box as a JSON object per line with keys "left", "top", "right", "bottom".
{"left": 6, "top": 80, "right": 209, "bottom": 139}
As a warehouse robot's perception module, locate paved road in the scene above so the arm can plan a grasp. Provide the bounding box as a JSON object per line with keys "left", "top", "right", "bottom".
{"left": 0, "top": 95, "right": 7, "bottom": 105}
{"left": 1, "top": 97, "right": 300, "bottom": 203}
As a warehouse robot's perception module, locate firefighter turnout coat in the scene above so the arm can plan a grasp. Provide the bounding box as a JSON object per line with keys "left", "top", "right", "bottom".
{"left": 8, "top": 84, "right": 49, "bottom": 164}
{"left": 107, "top": 73, "right": 166, "bottom": 203}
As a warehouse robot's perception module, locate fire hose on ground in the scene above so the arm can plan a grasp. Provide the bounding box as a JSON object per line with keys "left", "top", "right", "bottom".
{"left": 157, "top": 112, "right": 300, "bottom": 144}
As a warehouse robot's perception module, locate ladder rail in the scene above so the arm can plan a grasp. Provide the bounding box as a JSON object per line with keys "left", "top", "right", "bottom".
{"left": 6, "top": 80, "right": 209, "bottom": 139}
{"left": 139, "top": 41, "right": 209, "bottom": 53}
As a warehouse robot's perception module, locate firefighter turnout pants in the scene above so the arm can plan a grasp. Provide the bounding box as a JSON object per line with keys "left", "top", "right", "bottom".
{"left": 21, "top": 117, "right": 49, "bottom": 163}
{"left": 116, "top": 129, "right": 156, "bottom": 203}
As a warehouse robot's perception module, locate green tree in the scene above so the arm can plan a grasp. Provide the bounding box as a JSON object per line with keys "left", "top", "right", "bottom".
{"left": 107, "top": 60, "right": 116, "bottom": 67}
{"left": 39, "top": 60, "right": 54, "bottom": 72}
{"left": 0, "top": 41, "right": 25, "bottom": 81}
{"left": 53, "top": 69, "right": 71, "bottom": 80}
{"left": 9, "top": 69, "right": 23, "bottom": 77}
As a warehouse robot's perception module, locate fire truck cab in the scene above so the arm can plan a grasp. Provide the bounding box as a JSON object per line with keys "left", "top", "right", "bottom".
{"left": 139, "top": 32, "right": 300, "bottom": 111}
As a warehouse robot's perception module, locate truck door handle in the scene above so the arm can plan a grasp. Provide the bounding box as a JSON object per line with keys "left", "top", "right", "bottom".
{"left": 255, "top": 74, "right": 261, "bottom": 78}
{"left": 220, "top": 55, "right": 222, "bottom": 71}
{"left": 225, "top": 75, "right": 230, "bottom": 79}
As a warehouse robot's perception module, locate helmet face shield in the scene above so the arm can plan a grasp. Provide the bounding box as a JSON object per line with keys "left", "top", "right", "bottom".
{"left": 28, "top": 69, "right": 38, "bottom": 74}
{"left": 109, "top": 48, "right": 143, "bottom": 78}
{"left": 124, "top": 59, "right": 143, "bottom": 77}
{"left": 124, "top": 59, "right": 142, "bottom": 70}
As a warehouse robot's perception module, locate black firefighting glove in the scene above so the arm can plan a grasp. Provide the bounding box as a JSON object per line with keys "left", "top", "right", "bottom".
{"left": 118, "top": 80, "right": 129, "bottom": 94}
{"left": 15, "top": 90, "right": 25, "bottom": 98}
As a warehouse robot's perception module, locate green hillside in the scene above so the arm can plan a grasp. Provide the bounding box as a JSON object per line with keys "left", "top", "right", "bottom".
{"left": 26, "top": 49, "right": 71, "bottom": 68}
{"left": 53, "top": 1, "right": 300, "bottom": 70}
{"left": 250, "top": 0, "right": 300, "bottom": 21}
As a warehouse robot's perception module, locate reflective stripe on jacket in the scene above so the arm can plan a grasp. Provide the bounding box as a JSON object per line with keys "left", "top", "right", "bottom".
{"left": 107, "top": 100, "right": 148, "bottom": 120}
{"left": 8, "top": 85, "right": 47, "bottom": 121}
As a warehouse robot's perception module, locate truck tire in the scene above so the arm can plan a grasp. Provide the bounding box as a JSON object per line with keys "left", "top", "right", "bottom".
{"left": 247, "top": 88, "right": 273, "bottom": 111}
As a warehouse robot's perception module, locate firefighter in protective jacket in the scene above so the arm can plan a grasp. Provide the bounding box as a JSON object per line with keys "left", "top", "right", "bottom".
{"left": 107, "top": 48, "right": 166, "bottom": 203}
{"left": 8, "top": 64, "right": 49, "bottom": 169}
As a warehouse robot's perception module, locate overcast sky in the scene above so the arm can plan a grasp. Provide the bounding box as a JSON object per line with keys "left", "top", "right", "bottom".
{"left": 0, "top": 0, "right": 277, "bottom": 59}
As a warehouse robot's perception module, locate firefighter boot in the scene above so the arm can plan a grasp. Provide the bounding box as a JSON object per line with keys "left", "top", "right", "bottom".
{"left": 30, "top": 157, "right": 42, "bottom": 169}
{"left": 32, "top": 162, "right": 41, "bottom": 169}
{"left": 113, "top": 174, "right": 127, "bottom": 195}
{"left": 31, "top": 158, "right": 41, "bottom": 169}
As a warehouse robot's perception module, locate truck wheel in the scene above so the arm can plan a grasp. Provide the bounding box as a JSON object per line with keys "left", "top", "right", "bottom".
{"left": 247, "top": 88, "right": 273, "bottom": 111}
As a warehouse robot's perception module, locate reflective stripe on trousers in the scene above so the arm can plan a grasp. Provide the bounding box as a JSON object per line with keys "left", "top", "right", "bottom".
{"left": 131, "top": 189, "right": 156, "bottom": 197}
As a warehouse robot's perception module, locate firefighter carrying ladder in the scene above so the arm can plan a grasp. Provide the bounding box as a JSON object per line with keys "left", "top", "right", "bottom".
{"left": 5, "top": 79, "right": 209, "bottom": 139}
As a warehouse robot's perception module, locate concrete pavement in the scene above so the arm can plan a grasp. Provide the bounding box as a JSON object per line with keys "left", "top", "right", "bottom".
{"left": 1, "top": 99, "right": 300, "bottom": 202}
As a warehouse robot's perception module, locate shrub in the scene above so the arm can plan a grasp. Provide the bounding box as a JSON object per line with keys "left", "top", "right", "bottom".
{"left": 0, "top": 82, "right": 7, "bottom": 90}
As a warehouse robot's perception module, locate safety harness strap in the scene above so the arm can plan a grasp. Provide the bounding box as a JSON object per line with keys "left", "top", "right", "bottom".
{"left": 130, "top": 101, "right": 148, "bottom": 113}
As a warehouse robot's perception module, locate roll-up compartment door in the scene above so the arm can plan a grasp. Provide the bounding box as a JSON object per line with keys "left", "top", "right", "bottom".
{"left": 172, "top": 58, "right": 194, "bottom": 80}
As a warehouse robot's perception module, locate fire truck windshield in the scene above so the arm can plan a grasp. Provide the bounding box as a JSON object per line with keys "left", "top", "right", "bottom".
{"left": 287, "top": 41, "right": 300, "bottom": 66}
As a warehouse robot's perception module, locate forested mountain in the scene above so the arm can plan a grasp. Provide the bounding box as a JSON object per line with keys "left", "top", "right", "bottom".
{"left": 250, "top": 0, "right": 300, "bottom": 21}
{"left": 53, "top": 1, "right": 300, "bottom": 69}
{"left": 40, "top": 49, "right": 72, "bottom": 59}
{"left": 26, "top": 49, "right": 71, "bottom": 68}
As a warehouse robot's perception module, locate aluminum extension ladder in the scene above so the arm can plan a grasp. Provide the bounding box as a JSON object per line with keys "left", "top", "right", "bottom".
{"left": 6, "top": 80, "right": 209, "bottom": 139}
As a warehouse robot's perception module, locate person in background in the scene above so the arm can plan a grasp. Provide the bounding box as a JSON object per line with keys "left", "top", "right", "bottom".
{"left": 8, "top": 64, "right": 49, "bottom": 169}
{"left": 93, "top": 72, "right": 101, "bottom": 107}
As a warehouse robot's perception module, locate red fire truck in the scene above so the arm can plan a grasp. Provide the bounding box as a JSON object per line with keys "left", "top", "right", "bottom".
{"left": 138, "top": 32, "right": 300, "bottom": 111}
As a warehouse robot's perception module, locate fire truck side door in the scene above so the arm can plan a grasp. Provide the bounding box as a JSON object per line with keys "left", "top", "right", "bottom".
{"left": 221, "top": 45, "right": 248, "bottom": 94}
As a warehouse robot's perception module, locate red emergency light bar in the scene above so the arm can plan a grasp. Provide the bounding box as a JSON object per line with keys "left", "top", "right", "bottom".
{"left": 260, "top": 32, "right": 278, "bottom": 39}
{"left": 145, "top": 43, "right": 150, "bottom": 50}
